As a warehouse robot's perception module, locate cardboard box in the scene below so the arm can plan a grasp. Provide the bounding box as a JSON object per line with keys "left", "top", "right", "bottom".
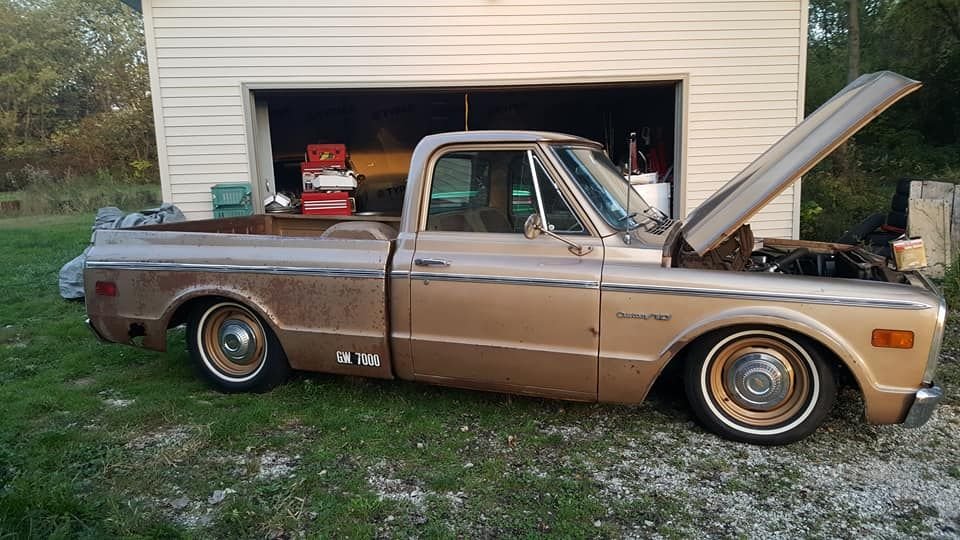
{"left": 891, "top": 237, "right": 927, "bottom": 271}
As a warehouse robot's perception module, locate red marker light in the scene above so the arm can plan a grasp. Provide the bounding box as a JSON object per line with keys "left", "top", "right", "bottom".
{"left": 95, "top": 281, "right": 117, "bottom": 297}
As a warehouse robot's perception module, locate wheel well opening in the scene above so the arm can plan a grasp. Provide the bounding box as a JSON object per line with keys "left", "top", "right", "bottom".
{"left": 660, "top": 324, "right": 862, "bottom": 394}
{"left": 167, "top": 296, "right": 226, "bottom": 329}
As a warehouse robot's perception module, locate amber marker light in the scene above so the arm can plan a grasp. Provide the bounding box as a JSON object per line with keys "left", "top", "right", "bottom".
{"left": 871, "top": 329, "right": 914, "bottom": 349}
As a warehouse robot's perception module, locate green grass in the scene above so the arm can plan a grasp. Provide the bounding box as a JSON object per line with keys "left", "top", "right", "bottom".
{"left": 1, "top": 214, "right": 959, "bottom": 538}
{"left": 0, "top": 214, "right": 628, "bottom": 538}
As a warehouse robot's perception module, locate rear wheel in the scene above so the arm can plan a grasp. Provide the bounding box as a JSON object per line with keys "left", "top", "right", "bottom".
{"left": 187, "top": 300, "right": 289, "bottom": 392}
{"left": 684, "top": 328, "right": 836, "bottom": 445}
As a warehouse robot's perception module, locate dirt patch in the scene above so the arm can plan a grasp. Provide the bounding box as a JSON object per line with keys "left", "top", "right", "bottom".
{"left": 580, "top": 403, "right": 960, "bottom": 538}
{"left": 103, "top": 398, "right": 134, "bottom": 408}
{"left": 126, "top": 426, "right": 196, "bottom": 452}
{"left": 255, "top": 451, "right": 298, "bottom": 481}
{"left": 70, "top": 377, "right": 96, "bottom": 388}
{"left": 366, "top": 460, "right": 466, "bottom": 513}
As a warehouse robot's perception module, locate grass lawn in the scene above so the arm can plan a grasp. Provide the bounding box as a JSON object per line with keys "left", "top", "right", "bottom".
{"left": 1, "top": 214, "right": 959, "bottom": 538}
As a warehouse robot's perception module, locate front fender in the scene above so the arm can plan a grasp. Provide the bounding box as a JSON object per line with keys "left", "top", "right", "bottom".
{"left": 658, "top": 305, "right": 874, "bottom": 390}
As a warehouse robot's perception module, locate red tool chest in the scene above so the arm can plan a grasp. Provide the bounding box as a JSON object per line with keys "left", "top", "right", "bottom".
{"left": 302, "top": 191, "right": 354, "bottom": 216}
{"left": 304, "top": 144, "right": 347, "bottom": 168}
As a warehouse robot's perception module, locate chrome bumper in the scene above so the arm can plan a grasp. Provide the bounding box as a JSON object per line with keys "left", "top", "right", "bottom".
{"left": 85, "top": 317, "right": 109, "bottom": 343}
{"left": 903, "top": 384, "right": 944, "bottom": 428}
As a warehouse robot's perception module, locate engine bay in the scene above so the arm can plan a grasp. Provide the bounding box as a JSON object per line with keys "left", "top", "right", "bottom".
{"left": 674, "top": 225, "right": 909, "bottom": 283}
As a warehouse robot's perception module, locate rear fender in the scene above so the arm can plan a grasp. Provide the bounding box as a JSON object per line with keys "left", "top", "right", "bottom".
{"left": 161, "top": 285, "right": 281, "bottom": 334}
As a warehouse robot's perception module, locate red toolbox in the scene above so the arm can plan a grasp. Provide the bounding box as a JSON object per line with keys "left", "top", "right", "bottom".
{"left": 305, "top": 144, "right": 347, "bottom": 168}
{"left": 302, "top": 191, "right": 354, "bottom": 216}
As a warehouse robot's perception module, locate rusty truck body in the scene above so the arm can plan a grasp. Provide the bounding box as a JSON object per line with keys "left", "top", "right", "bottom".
{"left": 85, "top": 72, "right": 945, "bottom": 444}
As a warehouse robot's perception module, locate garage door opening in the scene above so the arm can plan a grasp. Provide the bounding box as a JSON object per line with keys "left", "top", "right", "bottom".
{"left": 250, "top": 82, "right": 680, "bottom": 218}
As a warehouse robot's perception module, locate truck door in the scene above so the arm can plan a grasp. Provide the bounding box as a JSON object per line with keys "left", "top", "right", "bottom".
{"left": 409, "top": 145, "right": 603, "bottom": 399}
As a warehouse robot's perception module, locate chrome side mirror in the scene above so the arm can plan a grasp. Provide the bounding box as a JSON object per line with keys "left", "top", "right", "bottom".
{"left": 522, "top": 213, "right": 592, "bottom": 257}
{"left": 523, "top": 213, "right": 543, "bottom": 240}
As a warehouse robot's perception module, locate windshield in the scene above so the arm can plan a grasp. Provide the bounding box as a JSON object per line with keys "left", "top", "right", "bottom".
{"left": 551, "top": 145, "right": 658, "bottom": 231}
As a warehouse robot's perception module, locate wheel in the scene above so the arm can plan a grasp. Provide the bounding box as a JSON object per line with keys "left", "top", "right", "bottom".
{"left": 187, "top": 300, "right": 290, "bottom": 392}
{"left": 684, "top": 328, "right": 836, "bottom": 445}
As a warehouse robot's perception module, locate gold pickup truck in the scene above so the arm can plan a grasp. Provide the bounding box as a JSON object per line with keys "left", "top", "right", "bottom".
{"left": 85, "top": 72, "right": 945, "bottom": 444}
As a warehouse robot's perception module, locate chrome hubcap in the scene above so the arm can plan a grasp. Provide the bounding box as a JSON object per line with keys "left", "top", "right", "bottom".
{"left": 218, "top": 319, "right": 257, "bottom": 364}
{"left": 726, "top": 352, "right": 791, "bottom": 411}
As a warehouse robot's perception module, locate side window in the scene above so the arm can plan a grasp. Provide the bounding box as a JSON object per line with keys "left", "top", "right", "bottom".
{"left": 429, "top": 153, "right": 489, "bottom": 215}
{"left": 508, "top": 156, "right": 585, "bottom": 234}
{"left": 426, "top": 149, "right": 585, "bottom": 234}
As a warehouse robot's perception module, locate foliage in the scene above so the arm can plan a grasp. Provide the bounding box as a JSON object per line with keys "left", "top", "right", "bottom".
{"left": 800, "top": 145, "right": 897, "bottom": 241}
{"left": 0, "top": 0, "right": 155, "bottom": 184}
{"left": 943, "top": 256, "right": 960, "bottom": 310}
{"left": 0, "top": 166, "right": 160, "bottom": 216}
{"left": 802, "top": 0, "right": 960, "bottom": 240}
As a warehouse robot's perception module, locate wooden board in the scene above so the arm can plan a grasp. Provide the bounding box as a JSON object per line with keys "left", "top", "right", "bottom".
{"left": 908, "top": 197, "right": 951, "bottom": 277}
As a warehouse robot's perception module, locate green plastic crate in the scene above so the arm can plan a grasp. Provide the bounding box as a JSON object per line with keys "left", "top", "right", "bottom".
{"left": 212, "top": 183, "right": 252, "bottom": 207}
{"left": 213, "top": 204, "right": 253, "bottom": 219}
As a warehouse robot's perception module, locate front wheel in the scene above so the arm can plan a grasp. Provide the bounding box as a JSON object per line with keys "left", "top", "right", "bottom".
{"left": 684, "top": 328, "right": 836, "bottom": 445}
{"left": 187, "top": 300, "right": 290, "bottom": 392}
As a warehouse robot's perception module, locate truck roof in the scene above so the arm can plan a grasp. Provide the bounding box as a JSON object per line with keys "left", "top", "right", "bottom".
{"left": 415, "top": 130, "right": 602, "bottom": 151}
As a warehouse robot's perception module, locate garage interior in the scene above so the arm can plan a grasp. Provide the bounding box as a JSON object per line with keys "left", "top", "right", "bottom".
{"left": 253, "top": 82, "right": 679, "bottom": 217}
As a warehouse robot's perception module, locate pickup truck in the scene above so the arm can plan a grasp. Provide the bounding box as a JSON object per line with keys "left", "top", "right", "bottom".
{"left": 85, "top": 71, "right": 945, "bottom": 445}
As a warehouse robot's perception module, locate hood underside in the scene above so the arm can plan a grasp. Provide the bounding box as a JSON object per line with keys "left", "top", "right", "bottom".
{"left": 681, "top": 71, "right": 922, "bottom": 256}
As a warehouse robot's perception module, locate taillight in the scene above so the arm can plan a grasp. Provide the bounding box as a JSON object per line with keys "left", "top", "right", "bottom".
{"left": 871, "top": 329, "right": 914, "bottom": 349}
{"left": 95, "top": 281, "right": 117, "bottom": 297}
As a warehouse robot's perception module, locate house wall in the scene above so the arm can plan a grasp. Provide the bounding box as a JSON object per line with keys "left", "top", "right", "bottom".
{"left": 144, "top": 0, "right": 808, "bottom": 238}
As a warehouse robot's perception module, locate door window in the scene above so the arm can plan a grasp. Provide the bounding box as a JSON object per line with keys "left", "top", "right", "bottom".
{"left": 426, "top": 150, "right": 585, "bottom": 234}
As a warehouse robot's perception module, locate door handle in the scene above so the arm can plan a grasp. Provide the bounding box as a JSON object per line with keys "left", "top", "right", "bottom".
{"left": 414, "top": 258, "right": 451, "bottom": 267}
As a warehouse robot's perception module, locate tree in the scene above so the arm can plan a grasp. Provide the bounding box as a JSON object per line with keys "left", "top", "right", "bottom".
{"left": 0, "top": 0, "right": 154, "bottom": 177}
{"left": 848, "top": 0, "right": 861, "bottom": 82}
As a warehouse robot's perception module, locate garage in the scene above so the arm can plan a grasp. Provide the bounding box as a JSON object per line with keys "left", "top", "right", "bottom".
{"left": 133, "top": 1, "right": 808, "bottom": 239}
{"left": 251, "top": 82, "right": 679, "bottom": 217}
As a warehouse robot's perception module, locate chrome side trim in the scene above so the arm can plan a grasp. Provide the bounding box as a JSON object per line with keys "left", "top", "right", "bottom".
{"left": 601, "top": 282, "right": 933, "bottom": 310}
{"left": 84, "top": 260, "right": 385, "bottom": 279}
{"left": 390, "top": 270, "right": 410, "bottom": 279}
{"left": 903, "top": 384, "right": 943, "bottom": 428}
{"left": 410, "top": 272, "right": 599, "bottom": 289}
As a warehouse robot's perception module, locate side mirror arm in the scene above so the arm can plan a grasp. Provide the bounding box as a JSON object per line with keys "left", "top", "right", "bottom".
{"left": 522, "top": 208, "right": 592, "bottom": 258}
{"left": 524, "top": 150, "right": 593, "bottom": 256}
{"left": 542, "top": 228, "right": 594, "bottom": 257}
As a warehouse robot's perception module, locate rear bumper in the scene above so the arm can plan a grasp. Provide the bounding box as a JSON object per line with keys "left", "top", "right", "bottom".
{"left": 903, "top": 383, "right": 944, "bottom": 428}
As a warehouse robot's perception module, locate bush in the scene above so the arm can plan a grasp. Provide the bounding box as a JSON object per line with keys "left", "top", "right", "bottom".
{"left": 943, "top": 258, "right": 960, "bottom": 312}
{"left": 1, "top": 164, "right": 53, "bottom": 192}
{"left": 800, "top": 147, "right": 893, "bottom": 241}
{"left": 15, "top": 168, "right": 160, "bottom": 215}
{"left": 51, "top": 102, "right": 158, "bottom": 184}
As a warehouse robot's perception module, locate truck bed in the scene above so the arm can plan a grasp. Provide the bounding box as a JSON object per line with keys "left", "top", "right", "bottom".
{"left": 83, "top": 218, "right": 397, "bottom": 379}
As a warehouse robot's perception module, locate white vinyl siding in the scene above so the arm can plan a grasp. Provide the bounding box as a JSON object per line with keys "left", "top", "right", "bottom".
{"left": 145, "top": 0, "right": 807, "bottom": 238}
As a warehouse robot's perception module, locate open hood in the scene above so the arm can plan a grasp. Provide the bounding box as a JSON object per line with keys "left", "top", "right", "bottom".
{"left": 680, "top": 71, "right": 921, "bottom": 256}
